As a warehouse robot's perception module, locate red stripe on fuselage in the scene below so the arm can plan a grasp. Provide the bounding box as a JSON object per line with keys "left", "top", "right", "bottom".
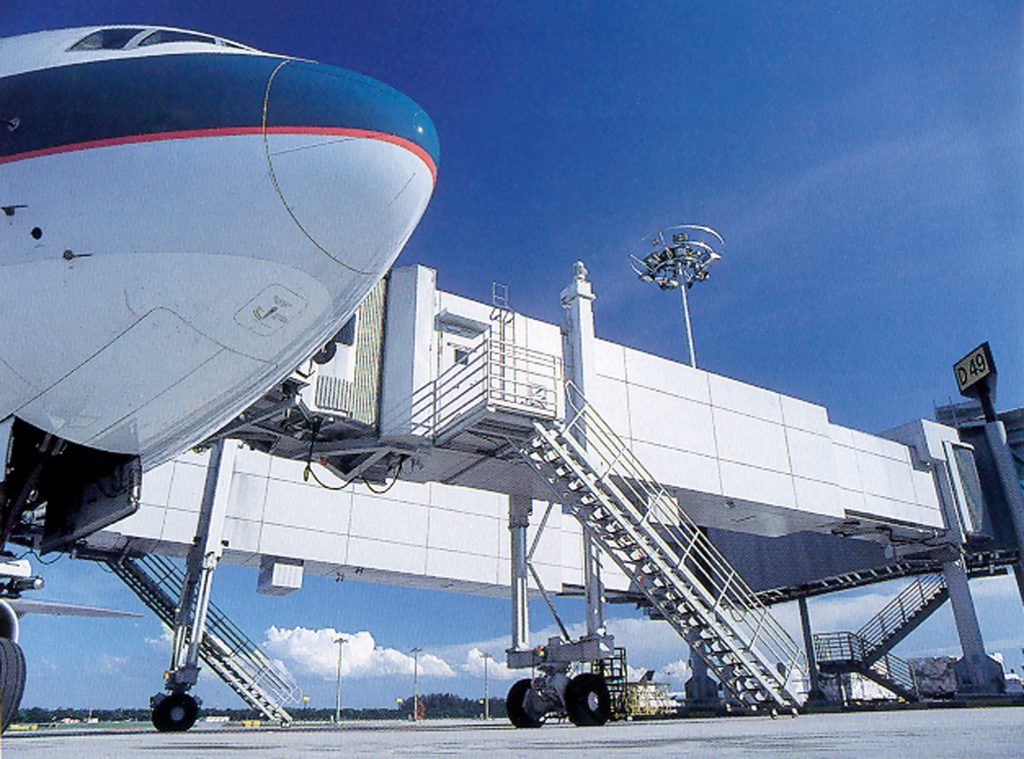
{"left": 0, "top": 126, "right": 437, "bottom": 183}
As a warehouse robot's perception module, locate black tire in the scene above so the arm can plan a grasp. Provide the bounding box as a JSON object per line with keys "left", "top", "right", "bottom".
{"left": 152, "top": 692, "right": 199, "bottom": 732}
{"left": 564, "top": 673, "right": 611, "bottom": 727}
{"left": 0, "top": 638, "right": 26, "bottom": 732}
{"left": 506, "top": 679, "right": 543, "bottom": 728}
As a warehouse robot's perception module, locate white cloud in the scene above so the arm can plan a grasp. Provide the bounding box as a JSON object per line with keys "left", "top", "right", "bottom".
{"left": 658, "top": 659, "right": 691, "bottom": 685}
{"left": 264, "top": 627, "right": 455, "bottom": 680}
{"left": 145, "top": 626, "right": 173, "bottom": 650}
{"left": 461, "top": 647, "right": 520, "bottom": 682}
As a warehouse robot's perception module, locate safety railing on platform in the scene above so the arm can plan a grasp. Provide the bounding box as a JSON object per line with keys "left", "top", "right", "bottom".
{"left": 431, "top": 338, "right": 560, "bottom": 439}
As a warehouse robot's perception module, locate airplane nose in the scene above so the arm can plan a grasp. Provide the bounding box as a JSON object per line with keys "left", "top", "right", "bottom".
{"left": 263, "top": 60, "right": 439, "bottom": 278}
{"left": 264, "top": 60, "right": 439, "bottom": 177}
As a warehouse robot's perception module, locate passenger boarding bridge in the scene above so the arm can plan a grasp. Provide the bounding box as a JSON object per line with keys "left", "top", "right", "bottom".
{"left": 79, "top": 263, "right": 1023, "bottom": 726}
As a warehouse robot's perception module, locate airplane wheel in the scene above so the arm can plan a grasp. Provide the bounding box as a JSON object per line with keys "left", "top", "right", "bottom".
{"left": 564, "top": 673, "right": 611, "bottom": 727}
{"left": 152, "top": 692, "right": 199, "bottom": 732}
{"left": 506, "top": 679, "right": 543, "bottom": 728}
{"left": 0, "top": 638, "right": 26, "bottom": 732}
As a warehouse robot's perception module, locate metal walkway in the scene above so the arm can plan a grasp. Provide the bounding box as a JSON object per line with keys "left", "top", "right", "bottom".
{"left": 813, "top": 573, "right": 949, "bottom": 701}
{"left": 520, "top": 382, "right": 807, "bottom": 713}
{"left": 104, "top": 552, "right": 300, "bottom": 722}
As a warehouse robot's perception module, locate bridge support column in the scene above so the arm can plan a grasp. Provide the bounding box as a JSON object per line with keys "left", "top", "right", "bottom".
{"left": 685, "top": 649, "right": 718, "bottom": 707}
{"left": 509, "top": 493, "right": 532, "bottom": 654}
{"left": 797, "top": 597, "right": 824, "bottom": 703}
{"left": 943, "top": 557, "right": 1004, "bottom": 695}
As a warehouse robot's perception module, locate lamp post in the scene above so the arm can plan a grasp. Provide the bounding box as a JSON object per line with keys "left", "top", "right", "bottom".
{"left": 479, "top": 652, "right": 492, "bottom": 720}
{"left": 334, "top": 636, "right": 348, "bottom": 726}
{"left": 410, "top": 647, "right": 422, "bottom": 721}
{"left": 630, "top": 224, "right": 724, "bottom": 368}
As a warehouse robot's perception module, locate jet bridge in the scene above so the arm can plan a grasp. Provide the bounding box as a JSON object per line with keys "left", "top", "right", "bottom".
{"left": 82, "top": 262, "right": 1016, "bottom": 726}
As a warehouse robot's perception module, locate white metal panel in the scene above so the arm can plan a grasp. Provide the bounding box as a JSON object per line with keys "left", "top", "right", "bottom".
{"left": 792, "top": 477, "right": 844, "bottom": 517}
{"left": 427, "top": 506, "right": 500, "bottom": 557}
{"left": 713, "top": 408, "right": 790, "bottom": 472}
{"left": 223, "top": 517, "right": 261, "bottom": 553}
{"left": 262, "top": 479, "right": 351, "bottom": 534}
{"left": 429, "top": 482, "right": 504, "bottom": 519}
{"left": 589, "top": 376, "right": 633, "bottom": 441}
{"left": 138, "top": 462, "right": 174, "bottom": 509}
{"left": 260, "top": 523, "right": 347, "bottom": 564}
{"left": 784, "top": 427, "right": 838, "bottom": 483}
{"left": 346, "top": 536, "right": 426, "bottom": 575}
{"left": 226, "top": 472, "right": 269, "bottom": 522}
{"left": 349, "top": 493, "right": 428, "bottom": 546}
{"left": 426, "top": 548, "right": 500, "bottom": 587}
{"left": 780, "top": 395, "right": 831, "bottom": 435}
{"left": 628, "top": 384, "right": 717, "bottom": 457}
{"left": 709, "top": 373, "right": 783, "bottom": 423}
{"left": 719, "top": 460, "right": 797, "bottom": 510}
{"left": 623, "top": 347, "right": 711, "bottom": 404}
{"left": 594, "top": 339, "right": 627, "bottom": 382}
{"left": 630, "top": 440, "right": 723, "bottom": 495}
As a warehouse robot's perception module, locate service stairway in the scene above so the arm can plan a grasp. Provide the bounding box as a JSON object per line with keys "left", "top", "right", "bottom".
{"left": 104, "top": 552, "right": 300, "bottom": 722}
{"left": 813, "top": 573, "right": 949, "bottom": 701}
{"left": 518, "top": 382, "right": 808, "bottom": 713}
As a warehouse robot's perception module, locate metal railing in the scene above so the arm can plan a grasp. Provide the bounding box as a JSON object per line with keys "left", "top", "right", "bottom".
{"left": 432, "top": 338, "right": 560, "bottom": 437}
{"left": 856, "top": 574, "right": 946, "bottom": 653}
{"left": 551, "top": 381, "right": 807, "bottom": 704}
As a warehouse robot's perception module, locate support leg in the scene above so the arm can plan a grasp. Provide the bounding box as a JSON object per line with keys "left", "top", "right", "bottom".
{"left": 798, "top": 597, "right": 824, "bottom": 703}
{"left": 509, "top": 494, "right": 532, "bottom": 654}
{"left": 943, "top": 557, "right": 1004, "bottom": 695}
{"left": 155, "top": 439, "right": 238, "bottom": 731}
{"left": 583, "top": 527, "right": 605, "bottom": 638}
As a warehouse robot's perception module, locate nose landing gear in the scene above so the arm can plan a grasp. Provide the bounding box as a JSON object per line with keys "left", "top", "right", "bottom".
{"left": 151, "top": 691, "right": 200, "bottom": 732}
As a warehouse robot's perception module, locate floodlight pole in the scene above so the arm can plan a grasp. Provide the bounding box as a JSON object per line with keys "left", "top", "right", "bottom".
{"left": 334, "top": 636, "right": 347, "bottom": 725}
{"left": 479, "top": 652, "right": 492, "bottom": 720}
{"left": 411, "top": 647, "right": 422, "bottom": 721}
{"left": 679, "top": 283, "right": 696, "bottom": 368}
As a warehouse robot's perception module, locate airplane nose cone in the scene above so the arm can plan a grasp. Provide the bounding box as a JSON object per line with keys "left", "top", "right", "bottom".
{"left": 265, "top": 60, "right": 439, "bottom": 175}
{"left": 263, "top": 60, "right": 439, "bottom": 282}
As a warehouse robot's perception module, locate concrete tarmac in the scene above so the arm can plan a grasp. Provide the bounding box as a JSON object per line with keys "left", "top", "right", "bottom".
{"left": 4, "top": 708, "right": 1023, "bottom": 758}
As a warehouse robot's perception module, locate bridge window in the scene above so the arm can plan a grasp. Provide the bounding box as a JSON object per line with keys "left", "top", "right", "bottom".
{"left": 69, "top": 28, "right": 146, "bottom": 51}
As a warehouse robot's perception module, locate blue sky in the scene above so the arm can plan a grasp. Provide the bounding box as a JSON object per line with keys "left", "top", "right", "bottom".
{"left": 4, "top": 2, "right": 1023, "bottom": 710}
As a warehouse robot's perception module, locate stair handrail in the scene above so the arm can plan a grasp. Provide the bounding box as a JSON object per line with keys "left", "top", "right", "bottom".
{"left": 856, "top": 574, "right": 947, "bottom": 652}
{"left": 557, "top": 381, "right": 807, "bottom": 694}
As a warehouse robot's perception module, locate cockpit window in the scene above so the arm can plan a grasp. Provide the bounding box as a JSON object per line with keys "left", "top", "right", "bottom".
{"left": 69, "top": 28, "right": 146, "bottom": 51}
{"left": 138, "top": 30, "right": 218, "bottom": 47}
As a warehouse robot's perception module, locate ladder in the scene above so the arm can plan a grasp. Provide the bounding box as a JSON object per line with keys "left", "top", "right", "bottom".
{"left": 520, "top": 382, "right": 807, "bottom": 712}
{"left": 106, "top": 553, "right": 300, "bottom": 723}
{"left": 813, "top": 573, "right": 948, "bottom": 702}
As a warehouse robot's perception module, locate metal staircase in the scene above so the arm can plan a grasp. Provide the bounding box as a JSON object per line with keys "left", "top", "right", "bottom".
{"left": 813, "top": 573, "right": 948, "bottom": 702}
{"left": 520, "top": 382, "right": 807, "bottom": 713}
{"left": 106, "top": 552, "right": 300, "bottom": 722}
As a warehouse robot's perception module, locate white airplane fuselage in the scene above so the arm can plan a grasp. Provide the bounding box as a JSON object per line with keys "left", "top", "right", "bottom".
{"left": 0, "top": 27, "right": 438, "bottom": 468}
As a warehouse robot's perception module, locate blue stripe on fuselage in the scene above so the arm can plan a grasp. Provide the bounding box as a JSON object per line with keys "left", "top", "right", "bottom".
{"left": 0, "top": 54, "right": 439, "bottom": 168}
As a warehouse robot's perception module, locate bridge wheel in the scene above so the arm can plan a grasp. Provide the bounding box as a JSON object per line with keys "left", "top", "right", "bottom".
{"left": 0, "top": 638, "right": 26, "bottom": 732}
{"left": 506, "top": 679, "right": 544, "bottom": 728}
{"left": 152, "top": 692, "right": 199, "bottom": 732}
{"left": 565, "top": 673, "right": 611, "bottom": 727}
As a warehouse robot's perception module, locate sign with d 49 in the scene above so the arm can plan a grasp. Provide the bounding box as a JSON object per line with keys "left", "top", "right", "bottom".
{"left": 954, "top": 342, "right": 996, "bottom": 396}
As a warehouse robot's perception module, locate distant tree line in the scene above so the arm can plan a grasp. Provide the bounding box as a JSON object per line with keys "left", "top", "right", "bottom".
{"left": 17, "top": 693, "right": 507, "bottom": 724}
